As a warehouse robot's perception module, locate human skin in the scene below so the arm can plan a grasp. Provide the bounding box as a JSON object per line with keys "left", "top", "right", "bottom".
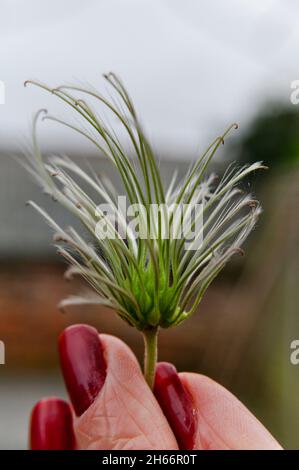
{"left": 30, "top": 324, "right": 282, "bottom": 450}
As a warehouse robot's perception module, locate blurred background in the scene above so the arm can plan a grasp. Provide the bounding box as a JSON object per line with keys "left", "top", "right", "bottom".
{"left": 0, "top": 0, "right": 299, "bottom": 449}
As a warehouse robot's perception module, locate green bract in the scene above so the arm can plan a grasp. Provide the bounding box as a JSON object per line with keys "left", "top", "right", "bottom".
{"left": 22, "top": 73, "right": 264, "bottom": 387}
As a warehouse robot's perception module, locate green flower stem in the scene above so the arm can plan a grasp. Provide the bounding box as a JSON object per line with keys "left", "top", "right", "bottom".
{"left": 143, "top": 326, "right": 159, "bottom": 389}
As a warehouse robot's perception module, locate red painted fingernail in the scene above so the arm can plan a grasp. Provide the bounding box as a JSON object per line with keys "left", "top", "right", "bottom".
{"left": 154, "top": 362, "right": 196, "bottom": 450}
{"left": 59, "top": 324, "right": 107, "bottom": 416}
{"left": 30, "top": 398, "right": 76, "bottom": 450}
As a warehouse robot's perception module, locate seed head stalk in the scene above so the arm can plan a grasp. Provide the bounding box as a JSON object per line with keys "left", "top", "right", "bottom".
{"left": 143, "top": 327, "right": 159, "bottom": 389}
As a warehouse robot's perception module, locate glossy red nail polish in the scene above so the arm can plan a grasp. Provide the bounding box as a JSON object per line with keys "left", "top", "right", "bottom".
{"left": 30, "top": 398, "right": 76, "bottom": 450}
{"left": 59, "top": 324, "right": 107, "bottom": 416}
{"left": 154, "top": 362, "right": 196, "bottom": 450}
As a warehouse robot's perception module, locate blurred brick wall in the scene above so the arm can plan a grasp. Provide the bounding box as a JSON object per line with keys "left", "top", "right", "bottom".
{"left": 0, "top": 262, "right": 227, "bottom": 372}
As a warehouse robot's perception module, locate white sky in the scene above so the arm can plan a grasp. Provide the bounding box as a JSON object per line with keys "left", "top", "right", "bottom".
{"left": 0, "top": 0, "right": 299, "bottom": 159}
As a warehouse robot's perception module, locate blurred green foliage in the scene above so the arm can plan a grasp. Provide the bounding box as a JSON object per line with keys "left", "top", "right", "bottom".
{"left": 235, "top": 104, "right": 299, "bottom": 168}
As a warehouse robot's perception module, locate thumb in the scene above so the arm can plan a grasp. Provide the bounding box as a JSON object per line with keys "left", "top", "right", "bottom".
{"left": 59, "top": 325, "right": 178, "bottom": 450}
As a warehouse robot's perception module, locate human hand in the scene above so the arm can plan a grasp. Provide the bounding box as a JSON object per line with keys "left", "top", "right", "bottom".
{"left": 30, "top": 324, "right": 282, "bottom": 450}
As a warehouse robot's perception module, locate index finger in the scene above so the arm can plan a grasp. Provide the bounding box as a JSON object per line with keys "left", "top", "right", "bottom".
{"left": 179, "top": 373, "right": 282, "bottom": 450}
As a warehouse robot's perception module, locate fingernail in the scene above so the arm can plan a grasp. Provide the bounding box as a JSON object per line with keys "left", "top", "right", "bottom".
{"left": 30, "top": 398, "right": 76, "bottom": 450}
{"left": 59, "top": 324, "right": 107, "bottom": 416}
{"left": 154, "top": 362, "right": 196, "bottom": 450}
